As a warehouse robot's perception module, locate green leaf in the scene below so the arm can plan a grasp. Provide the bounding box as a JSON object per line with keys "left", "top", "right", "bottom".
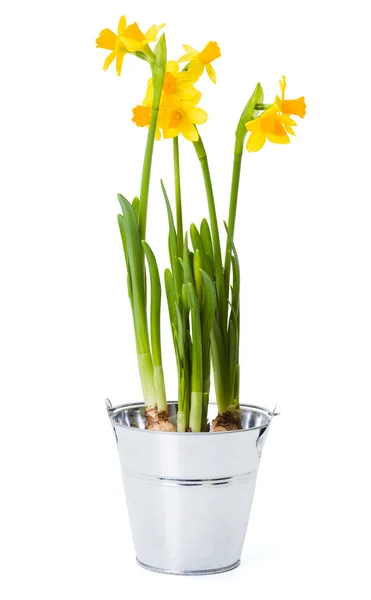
{"left": 153, "top": 34, "right": 167, "bottom": 84}
{"left": 142, "top": 241, "right": 162, "bottom": 368}
{"left": 161, "top": 180, "right": 183, "bottom": 296}
{"left": 117, "top": 214, "right": 133, "bottom": 306}
{"left": 190, "top": 223, "right": 213, "bottom": 279}
{"left": 117, "top": 194, "right": 149, "bottom": 355}
{"left": 200, "top": 218, "right": 215, "bottom": 276}
{"left": 193, "top": 249, "right": 202, "bottom": 298}
{"left": 224, "top": 222, "right": 240, "bottom": 317}
{"left": 183, "top": 233, "right": 196, "bottom": 303}
{"left": 188, "top": 283, "right": 203, "bottom": 396}
{"left": 164, "top": 268, "right": 177, "bottom": 331}
{"left": 211, "top": 319, "right": 231, "bottom": 414}
{"left": 175, "top": 304, "right": 185, "bottom": 364}
{"left": 236, "top": 82, "right": 264, "bottom": 142}
{"left": 200, "top": 270, "right": 217, "bottom": 360}
{"left": 132, "top": 197, "right": 140, "bottom": 222}
{"left": 228, "top": 312, "right": 237, "bottom": 396}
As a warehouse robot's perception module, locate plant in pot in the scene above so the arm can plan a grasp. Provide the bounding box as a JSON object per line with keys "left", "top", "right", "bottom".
{"left": 97, "top": 13, "right": 306, "bottom": 575}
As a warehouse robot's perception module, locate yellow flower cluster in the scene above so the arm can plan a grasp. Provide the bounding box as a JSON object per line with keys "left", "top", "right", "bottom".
{"left": 133, "top": 60, "right": 214, "bottom": 142}
{"left": 96, "top": 15, "right": 221, "bottom": 142}
{"left": 246, "top": 76, "right": 306, "bottom": 152}
{"left": 97, "top": 17, "right": 306, "bottom": 149}
{"left": 132, "top": 50, "right": 220, "bottom": 142}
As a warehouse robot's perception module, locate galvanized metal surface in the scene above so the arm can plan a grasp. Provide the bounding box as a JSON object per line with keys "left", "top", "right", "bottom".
{"left": 106, "top": 400, "right": 276, "bottom": 575}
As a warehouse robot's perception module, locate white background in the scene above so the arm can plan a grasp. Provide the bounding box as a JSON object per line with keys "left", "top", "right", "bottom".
{"left": 1, "top": 0, "right": 370, "bottom": 598}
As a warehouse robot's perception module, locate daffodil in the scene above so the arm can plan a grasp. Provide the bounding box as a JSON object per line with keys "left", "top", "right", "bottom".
{"left": 178, "top": 42, "right": 221, "bottom": 83}
{"left": 162, "top": 92, "right": 208, "bottom": 141}
{"left": 143, "top": 61, "right": 201, "bottom": 109}
{"left": 245, "top": 105, "right": 297, "bottom": 152}
{"left": 96, "top": 16, "right": 165, "bottom": 76}
{"left": 275, "top": 76, "right": 306, "bottom": 118}
{"left": 133, "top": 91, "right": 208, "bottom": 142}
{"left": 96, "top": 16, "right": 128, "bottom": 76}
{"left": 132, "top": 105, "right": 162, "bottom": 140}
{"left": 120, "top": 20, "right": 165, "bottom": 53}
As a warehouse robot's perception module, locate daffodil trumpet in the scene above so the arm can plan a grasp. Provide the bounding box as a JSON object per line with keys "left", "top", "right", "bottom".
{"left": 97, "top": 14, "right": 306, "bottom": 432}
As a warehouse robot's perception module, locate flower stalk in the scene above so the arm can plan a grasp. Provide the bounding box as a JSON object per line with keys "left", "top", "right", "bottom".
{"left": 138, "top": 34, "right": 167, "bottom": 242}
{"left": 173, "top": 136, "right": 183, "bottom": 257}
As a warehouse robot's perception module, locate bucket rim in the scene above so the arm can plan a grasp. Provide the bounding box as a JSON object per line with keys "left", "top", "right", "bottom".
{"left": 106, "top": 400, "right": 278, "bottom": 435}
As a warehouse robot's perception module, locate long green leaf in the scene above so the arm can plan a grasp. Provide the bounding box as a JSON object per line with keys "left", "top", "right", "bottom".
{"left": 211, "top": 319, "right": 232, "bottom": 414}
{"left": 164, "top": 268, "right": 177, "bottom": 333}
{"left": 117, "top": 194, "right": 149, "bottom": 355}
{"left": 117, "top": 214, "right": 133, "bottom": 307}
{"left": 132, "top": 197, "right": 140, "bottom": 222}
{"left": 161, "top": 179, "right": 183, "bottom": 297}
{"left": 200, "top": 218, "right": 215, "bottom": 275}
{"left": 190, "top": 223, "right": 213, "bottom": 279}
{"left": 235, "top": 82, "right": 264, "bottom": 142}
{"left": 200, "top": 269, "right": 217, "bottom": 355}
{"left": 183, "top": 234, "right": 196, "bottom": 303}
{"left": 142, "top": 241, "right": 162, "bottom": 367}
{"left": 224, "top": 221, "right": 240, "bottom": 316}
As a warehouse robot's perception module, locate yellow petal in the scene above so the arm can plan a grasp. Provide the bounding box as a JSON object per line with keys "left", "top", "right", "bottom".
{"left": 199, "top": 41, "right": 221, "bottom": 64}
{"left": 145, "top": 23, "right": 165, "bottom": 42}
{"left": 285, "top": 125, "right": 296, "bottom": 136}
{"left": 121, "top": 22, "right": 145, "bottom": 52}
{"left": 245, "top": 119, "right": 261, "bottom": 132}
{"left": 166, "top": 61, "right": 180, "bottom": 76}
{"left": 96, "top": 29, "right": 117, "bottom": 50}
{"left": 180, "top": 121, "right": 199, "bottom": 142}
{"left": 279, "top": 75, "right": 286, "bottom": 100}
{"left": 118, "top": 16, "right": 127, "bottom": 36}
{"left": 180, "top": 60, "right": 203, "bottom": 82}
{"left": 281, "top": 97, "right": 306, "bottom": 118}
{"left": 183, "top": 44, "right": 199, "bottom": 57}
{"left": 132, "top": 105, "right": 152, "bottom": 127}
{"left": 206, "top": 63, "right": 216, "bottom": 84}
{"left": 266, "top": 131, "right": 290, "bottom": 144}
{"left": 186, "top": 107, "right": 208, "bottom": 125}
{"left": 246, "top": 132, "right": 266, "bottom": 152}
{"left": 280, "top": 114, "right": 297, "bottom": 127}
{"left": 179, "top": 90, "right": 202, "bottom": 111}
{"left": 175, "top": 82, "right": 199, "bottom": 99}
{"left": 103, "top": 50, "right": 116, "bottom": 71}
{"left": 116, "top": 51, "right": 124, "bottom": 76}
{"left": 162, "top": 127, "right": 179, "bottom": 139}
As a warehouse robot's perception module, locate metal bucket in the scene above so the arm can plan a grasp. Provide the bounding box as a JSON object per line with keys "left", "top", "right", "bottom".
{"left": 106, "top": 400, "right": 276, "bottom": 575}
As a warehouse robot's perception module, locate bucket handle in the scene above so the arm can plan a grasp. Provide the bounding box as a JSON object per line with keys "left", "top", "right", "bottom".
{"left": 105, "top": 398, "right": 118, "bottom": 443}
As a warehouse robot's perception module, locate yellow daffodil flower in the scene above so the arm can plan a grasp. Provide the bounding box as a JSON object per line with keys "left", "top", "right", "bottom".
{"left": 178, "top": 41, "right": 221, "bottom": 83}
{"left": 143, "top": 61, "right": 201, "bottom": 109}
{"left": 96, "top": 16, "right": 128, "bottom": 76}
{"left": 275, "top": 76, "right": 306, "bottom": 118}
{"left": 132, "top": 105, "right": 162, "bottom": 140}
{"left": 162, "top": 92, "right": 208, "bottom": 141}
{"left": 245, "top": 105, "right": 297, "bottom": 152}
{"left": 132, "top": 91, "right": 208, "bottom": 142}
{"left": 96, "top": 16, "right": 165, "bottom": 76}
{"left": 120, "top": 20, "right": 165, "bottom": 53}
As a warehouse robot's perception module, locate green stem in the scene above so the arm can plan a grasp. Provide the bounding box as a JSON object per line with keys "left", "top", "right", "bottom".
{"left": 173, "top": 136, "right": 183, "bottom": 257}
{"left": 189, "top": 392, "right": 203, "bottom": 433}
{"left": 138, "top": 35, "right": 166, "bottom": 243}
{"left": 193, "top": 135, "right": 227, "bottom": 334}
{"left": 224, "top": 142, "right": 243, "bottom": 292}
{"left": 224, "top": 86, "right": 266, "bottom": 293}
{"left": 254, "top": 103, "right": 273, "bottom": 111}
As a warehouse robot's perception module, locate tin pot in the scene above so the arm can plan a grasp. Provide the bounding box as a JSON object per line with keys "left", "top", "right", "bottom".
{"left": 106, "top": 400, "right": 277, "bottom": 575}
